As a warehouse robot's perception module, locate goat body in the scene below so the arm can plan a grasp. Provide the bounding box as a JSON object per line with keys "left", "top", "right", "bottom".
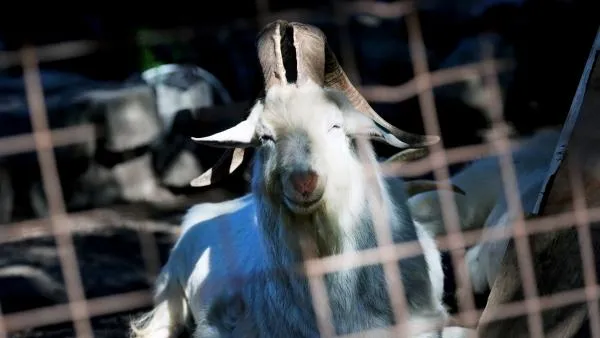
{"left": 131, "top": 20, "right": 471, "bottom": 338}
{"left": 132, "top": 82, "right": 460, "bottom": 338}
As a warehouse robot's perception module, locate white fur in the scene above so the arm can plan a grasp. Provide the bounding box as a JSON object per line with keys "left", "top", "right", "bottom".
{"left": 415, "top": 221, "right": 446, "bottom": 305}
{"left": 130, "top": 194, "right": 258, "bottom": 338}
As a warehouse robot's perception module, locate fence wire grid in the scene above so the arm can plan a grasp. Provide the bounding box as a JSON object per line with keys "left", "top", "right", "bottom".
{"left": 0, "top": 1, "right": 598, "bottom": 338}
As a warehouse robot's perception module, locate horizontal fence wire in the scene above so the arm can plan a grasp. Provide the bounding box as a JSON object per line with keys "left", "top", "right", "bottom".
{"left": 0, "top": 1, "right": 597, "bottom": 337}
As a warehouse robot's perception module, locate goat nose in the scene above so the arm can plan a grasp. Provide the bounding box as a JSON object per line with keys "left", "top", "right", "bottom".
{"left": 290, "top": 171, "right": 319, "bottom": 196}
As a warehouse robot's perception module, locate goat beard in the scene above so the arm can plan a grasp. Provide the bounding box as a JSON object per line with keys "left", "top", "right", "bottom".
{"left": 281, "top": 208, "right": 347, "bottom": 259}
{"left": 256, "top": 173, "right": 348, "bottom": 261}
{"left": 260, "top": 196, "right": 347, "bottom": 260}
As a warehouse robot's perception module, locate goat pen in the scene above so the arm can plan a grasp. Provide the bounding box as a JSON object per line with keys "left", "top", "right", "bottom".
{"left": 0, "top": 2, "right": 598, "bottom": 337}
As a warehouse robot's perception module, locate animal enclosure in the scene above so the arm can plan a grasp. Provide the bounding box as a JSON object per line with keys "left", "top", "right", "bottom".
{"left": 0, "top": 2, "right": 599, "bottom": 338}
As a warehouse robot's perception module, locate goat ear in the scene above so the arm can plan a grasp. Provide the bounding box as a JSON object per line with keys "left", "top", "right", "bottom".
{"left": 191, "top": 101, "right": 263, "bottom": 148}
{"left": 405, "top": 179, "right": 466, "bottom": 198}
{"left": 189, "top": 148, "right": 246, "bottom": 187}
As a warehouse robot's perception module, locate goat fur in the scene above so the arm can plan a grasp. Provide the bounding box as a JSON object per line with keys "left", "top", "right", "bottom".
{"left": 132, "top": 19, "right": 470, "bottom": 338}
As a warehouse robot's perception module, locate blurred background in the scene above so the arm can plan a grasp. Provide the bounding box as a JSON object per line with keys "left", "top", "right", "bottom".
{"left": 0, "top": 0, "right": 599, "bottom": 337}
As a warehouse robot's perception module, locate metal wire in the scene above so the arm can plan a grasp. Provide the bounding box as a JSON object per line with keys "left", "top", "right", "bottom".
{"left": 405, "top": 11, "right": 478, "bottom": 330}
{"left": 568, "top": 154, "right": 600, "bottom": 338}
{"left": 0, "top": 2, "right": 598, "bottom": 337}
{"left": 20, "top": 45, "right": 95, "bottom": 337}
{"left": 479, "top": 39, "right": 545, "bottom": 338}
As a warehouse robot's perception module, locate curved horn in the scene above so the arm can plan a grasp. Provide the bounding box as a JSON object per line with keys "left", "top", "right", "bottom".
{"left": 292, "top": 23, "right": 326, "bottom": 85}
{"left": 322, "top": 43, "right": 439, "bottom": 147}
{"left": 257, "top": 20, "right": 289, "bottom": 89}
{"left": 258, "top": 20, "right": 328, "bottom": 87}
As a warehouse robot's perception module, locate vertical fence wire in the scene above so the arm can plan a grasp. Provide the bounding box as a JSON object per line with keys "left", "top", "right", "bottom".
{"left": 478, "top": 38, "right": 545, "bottom": 338}
{"left": 568, "top": 154, "right": 600, "bottom": 338}
{"left": 20, "top": 46, "right": 95, "bottom": 338}
{"left": 356, "top": 137, "right": 411, "bottom": 337}
{"left": 332, "top": 0, "right": 362, "bottom": 85}
{"left": 404, "top": 10, "right": 478, "bottom": 327}
{"left": 336, "top": 2, "right": 413, "bottom": 335}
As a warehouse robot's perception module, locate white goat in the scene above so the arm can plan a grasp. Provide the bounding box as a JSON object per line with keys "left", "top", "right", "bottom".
{"left": 131, "top": 20, "right": 471, "bottom": 338}
{"left": 405, "top": 127, "right": 561, "bottom": 294}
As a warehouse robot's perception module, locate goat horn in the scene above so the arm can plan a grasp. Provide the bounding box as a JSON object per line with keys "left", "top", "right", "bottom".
{"left": 322, "top": 43, "right": 439, "bottom": 147}
{"left": 292, "top": 23, "right": 326, "bottom": 85}
{"left": 258, "top": 20, "right": 328, "bottom": 88}
{"left": 191, "top": 20, "right": 439, "bottom": 188}
{"left": 257, "top": 20, "right": 289, "bottom": 89}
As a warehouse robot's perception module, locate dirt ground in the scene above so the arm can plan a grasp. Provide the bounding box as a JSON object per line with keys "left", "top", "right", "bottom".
{"left": 2, "top": 224, "right": 175, "bottom": 338}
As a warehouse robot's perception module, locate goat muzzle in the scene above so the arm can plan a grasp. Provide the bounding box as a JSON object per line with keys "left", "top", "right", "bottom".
{"left": 290, "top": 170, "right": 319, "bottom": 197}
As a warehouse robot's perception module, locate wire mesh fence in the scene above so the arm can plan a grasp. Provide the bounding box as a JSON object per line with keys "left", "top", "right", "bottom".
{"left": 0, "top": 1, "right": 598, "bottom": 337}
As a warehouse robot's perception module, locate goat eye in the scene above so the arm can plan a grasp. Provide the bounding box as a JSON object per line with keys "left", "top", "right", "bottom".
{"left": 329, "top": 124, "right": 342, "bottom": 131}
{"left": 259, "top": 134, "right": 274, "bottom": 144}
